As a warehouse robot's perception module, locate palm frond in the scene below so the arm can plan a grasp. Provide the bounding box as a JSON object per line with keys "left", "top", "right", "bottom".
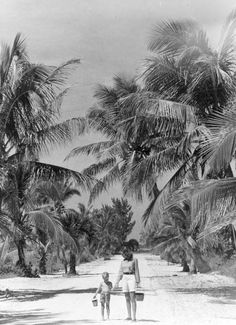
{"left": 29, "top": 208, "right": 62, "bottom": 238}
{"left": 148, "top": 19, "right": 209, "bottom": 56}
{"left": 94, "top": 84, "right": 118, "bottom": 108}
{"left": 65, "top": 140, "right": 115, "bottom": 161}
{"left": 219, "top": 9, "right": 236, "bottom": 65}
{"left": 39, "top": 58, "right": 80, "bottom": 90}
{"left": 30, "top": 161, "right": 96, "bottom": 191}
{"left": 32, "top": 117, "right": 88, "bottom": 155}
{"left": 87, "top": 107, "right": 117, "bottom": 138}
{"left": 201, "top": 110, "right": 236, "bottom": 172}
{"left": 0, "top": 33, "right": 27, "bottom": 88}
{"left": 82, "top": 158, "right": 116, "bottom": 177}
{"left": 119, "top": 91, "right": 196, "bottom": 131}
{"left": 190, "top": 178, "right": 236, "bottom": 217}
{"left": 142, "top": 156, "right": 195, "bottom": 224}
{"left": 88, "top": 165, "right": 121, "bottom": 203}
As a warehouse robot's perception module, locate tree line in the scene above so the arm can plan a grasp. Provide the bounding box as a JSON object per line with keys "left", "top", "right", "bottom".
{"left": 2, "top": 10, "right": 236, "bottom": 276}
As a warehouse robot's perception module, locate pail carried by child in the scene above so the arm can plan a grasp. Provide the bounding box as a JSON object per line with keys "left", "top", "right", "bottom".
{"left": 92, "top": 298, "right": 98, "bottom": 307}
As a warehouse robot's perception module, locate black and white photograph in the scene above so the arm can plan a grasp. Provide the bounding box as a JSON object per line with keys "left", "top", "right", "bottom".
{"left": 1, "top": 0, "right": 236, "bottom": 324}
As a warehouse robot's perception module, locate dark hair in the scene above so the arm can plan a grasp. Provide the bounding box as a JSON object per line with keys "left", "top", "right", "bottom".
{"left": 122, "top": 246, "right": 133, "bottom": 261}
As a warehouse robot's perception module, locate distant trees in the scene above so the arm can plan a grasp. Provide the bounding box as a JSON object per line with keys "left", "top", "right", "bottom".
{"left": 92, "top": 198, "right": 135, "bottom": 257}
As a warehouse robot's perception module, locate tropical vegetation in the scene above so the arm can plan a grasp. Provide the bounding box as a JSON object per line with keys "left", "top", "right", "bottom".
{"left": 0, "top": 34, "right": 135, "bottom": 277}
{"left": 66, "top": 9, "right": 236, "bottom": 273}
{"left": 2, "top": 9, "right": 236, "bottom": 278}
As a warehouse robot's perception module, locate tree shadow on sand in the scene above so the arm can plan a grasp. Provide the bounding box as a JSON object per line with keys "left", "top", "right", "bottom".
{"left": 0, "top": 310, "right": 102, "bottom": 325}
{"left": 0, "top": 309, "right": 54, "bottom": 324}
{"left": 0, "top": 288, "right": 97, "bottom": 303}
{"left": 173, "top": 286, "right": 236, "bottom": 305}
{"left": 36, "top": 321, "right": 98, "bottom": 325}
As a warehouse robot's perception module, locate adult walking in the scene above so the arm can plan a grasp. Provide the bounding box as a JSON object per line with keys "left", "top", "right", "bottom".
{"left": 115, "top": 246, "right": 140, "bottom": 321}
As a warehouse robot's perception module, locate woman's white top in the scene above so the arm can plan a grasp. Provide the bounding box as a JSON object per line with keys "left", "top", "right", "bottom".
{"left": 117, "top": 258, "right": 140, "bottom": 283}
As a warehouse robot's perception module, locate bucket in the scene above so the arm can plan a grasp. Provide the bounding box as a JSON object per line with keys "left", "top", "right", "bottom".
{"left": 135, "top": 292, "right": 144, "bottom": 301}
{"left": 92, "top": 298, "right": 98, "bottom": 307}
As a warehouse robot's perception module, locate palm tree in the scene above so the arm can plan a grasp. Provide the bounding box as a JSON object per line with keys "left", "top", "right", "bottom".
{"left": 0, "top": 34, "right": 93, "bottom": 270}
{"left": 91, "top": 198, "right": 135, "bottom": 257}
{"left": 0, "top": 165, "right": 72, "bottom": 273}
{"left": 140, "top": 9, "right": 236, "bottom": 224}
{"left": 34, "top": 180, "right": 95, "bottom": 275}
{"left": 143, "top": 10, "right": 236, "bottom": 117}
{"left": 60, "top": 207, "right": 95, "bottom": 274}
{"left": 66, "top": 75, "right": 196, "bottom": 206}
{"left": 33, "top": 179, "right": 81, "bottom": 274}
{"left": 158, "top": 197, "right": 211, "bottom": 273}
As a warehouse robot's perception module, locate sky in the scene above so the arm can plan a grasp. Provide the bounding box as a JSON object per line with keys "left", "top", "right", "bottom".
{"left": 1, "top": 0, "right": 236, "bottom": 238}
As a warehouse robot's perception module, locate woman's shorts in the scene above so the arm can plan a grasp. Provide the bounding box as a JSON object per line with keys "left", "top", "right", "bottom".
{"left": 122, "top": 274, "right": 136, "bottom": 293}
{"left": 100, "top": 293, "right": 110, "bottom": 304}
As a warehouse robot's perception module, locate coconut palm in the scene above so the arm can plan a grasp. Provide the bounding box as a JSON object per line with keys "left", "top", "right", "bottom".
{"left": 60, "top": 207, "right": 95, "bottom": 274}
{"left": 162, "top": 168, "right": 236, "bottom": 273}
{"left": 140, "top": 10, "right": 236, "bottom": 224}
{"left": 158, "top": 196, "right": 212, "bottom": 273}
{"left": 91, "top": 198, "right": 135, "bottom": 257}
{"left": 1, "top": 164, "right": 73, "bottom": 272}
{"left": 0, "top": 34, "right": 93, "bottom": 269}
{"left": 143, "top": 10, "right": 236, "bottom": 117}
{"left": 34, "top": 180, "right": 95, "bottom": 274}
{"left": 33, "top": 179, "right": 81, "bottom": 274}
{"left": 67, "top": 75, "right": 196, "bottom": 206}
{"left": 165, "top": 103, "right": 236, "bottom": 256}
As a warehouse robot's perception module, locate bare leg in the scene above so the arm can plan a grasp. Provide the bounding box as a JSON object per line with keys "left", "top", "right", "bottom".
{"left": 106, "top": 302, "right": 110, "bottom": 319}
{"left": 125, "top": 293, "right": 132, "bottom": 319}
{"left": 130, "top": 292, "right": 137, "bottom": 321}
{"left": 101, "top": 303, "right": 105, "bottom": 321}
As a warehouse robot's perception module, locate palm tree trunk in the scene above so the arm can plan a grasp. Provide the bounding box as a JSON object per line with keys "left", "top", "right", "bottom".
{"left": 189, "top": 257, "right": 197, "bottom": 274}
{"left": 187, "top": 244, "right": 211, "bottom": 273}
{"left": 181, "top": 256, "right": 190, "bottom": 272}
{"left": 58, "top": 246, "right": 69, "bottom": 274}
{"left": 231, "top": 224, "right": 236, "bottom": 250}
{"left": 192, "top": 247, "right": 211, "bottom": 273}
{"left": 39, "top": 248, "right": 47, "bottom": 274}
{"left": 68, "top": 251, "right": 77, "bottom": 275}
{"left": 184, "top": 237, "right": 211, "bottom": 273}
{"left": 15, "top": 238, "right": 26, "bottom": 268}
{"left": 64, "top": 262, "right": 68, "bottom": 274}
{"left": 0, "top": 236, "right": 10, "bottom": 267}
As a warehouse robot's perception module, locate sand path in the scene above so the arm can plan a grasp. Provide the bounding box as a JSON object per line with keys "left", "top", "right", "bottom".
{"left": 0, "top": 253, "right": 236, "bottom": 324}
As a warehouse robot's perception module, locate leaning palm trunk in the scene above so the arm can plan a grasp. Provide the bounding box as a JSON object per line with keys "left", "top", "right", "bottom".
{"left": 186, "top": 236, "right": 211, "bottom": 273}
{"left": 68, "top": 251, "right": 77, "bottom": 275}
{"left": 39, "top": 250, "right": 47, "bottom": 274}
{"left": 181, "top": 256, "right": 190, "bottom": 272}
{"left": 15, "top": 238, "right": 26, "bottom": 268}
{"left": 189, "top": 257, "right": 197, "bottom": 274}
{"left": 0, "top": 236, "right": 10, "bottom": 267}
{"left": 38, "top": 241, "right": 52, "bottom": 274}
{"left": 57, "top": 246, "right": 68, "bottom": 274}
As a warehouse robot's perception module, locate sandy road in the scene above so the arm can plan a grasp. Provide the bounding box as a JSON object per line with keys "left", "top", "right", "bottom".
{"left": 0, "top": 253, "right": 236, "bottom": 324}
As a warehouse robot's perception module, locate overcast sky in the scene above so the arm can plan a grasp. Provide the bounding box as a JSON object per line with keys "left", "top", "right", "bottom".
{"left": 1, "top": 0, "right": 236, "bottom": 237}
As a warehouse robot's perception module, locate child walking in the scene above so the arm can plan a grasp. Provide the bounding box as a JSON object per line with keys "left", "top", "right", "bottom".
{"left": 93, "top": 271, "right": 113, "bottom": 321}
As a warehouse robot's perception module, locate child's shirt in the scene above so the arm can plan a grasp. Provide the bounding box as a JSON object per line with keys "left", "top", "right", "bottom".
{"left": 98, "top": 280, "right": 113, "bottom": 294}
